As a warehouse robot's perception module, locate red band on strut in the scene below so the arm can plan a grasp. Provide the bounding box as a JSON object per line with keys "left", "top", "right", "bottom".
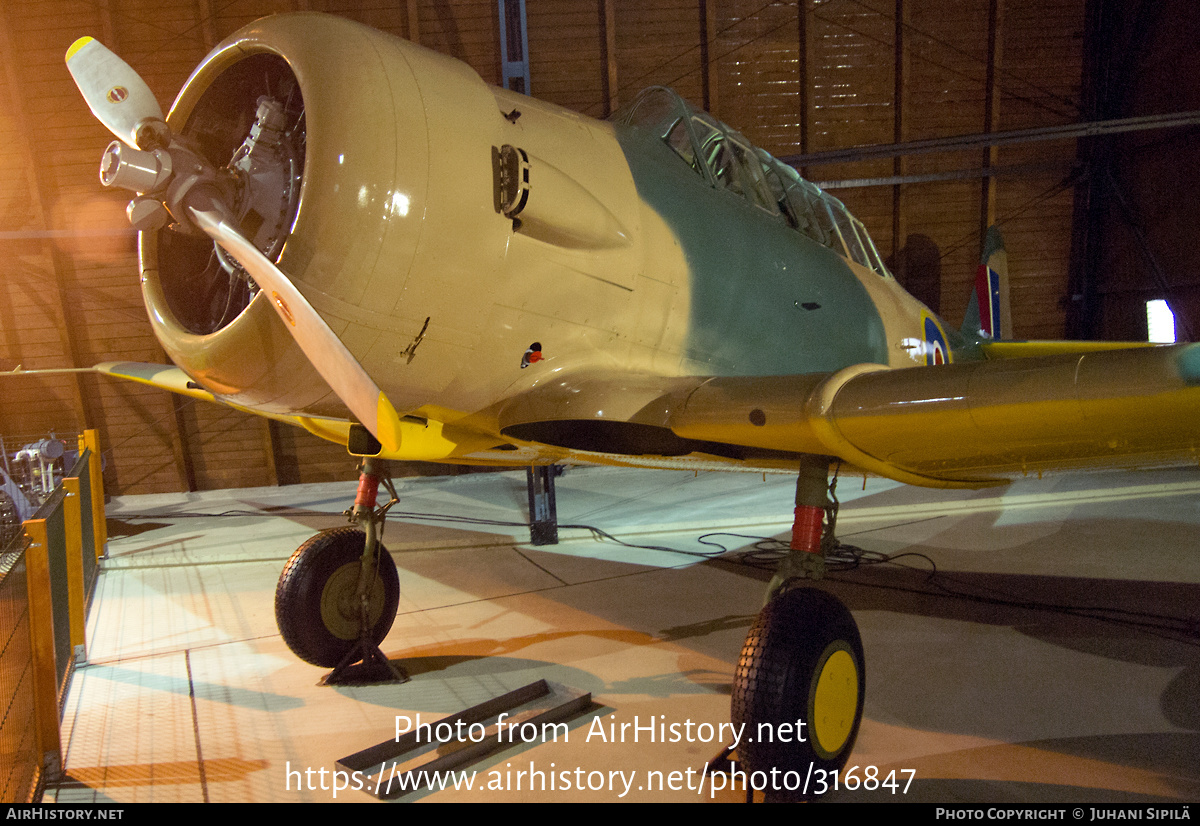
{"left": 790, "top": 504, "right": 824, "bottom": 553}
{"left": 355, "top": 472, "right": 381, "bottom": 510}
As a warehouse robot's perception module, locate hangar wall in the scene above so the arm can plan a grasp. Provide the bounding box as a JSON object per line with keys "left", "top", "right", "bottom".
{"left": 1066, "top": 0, "right": 1200, "bottom": 343}
{"left": 0, "top": 0, "right": 1182, "bottom": 496}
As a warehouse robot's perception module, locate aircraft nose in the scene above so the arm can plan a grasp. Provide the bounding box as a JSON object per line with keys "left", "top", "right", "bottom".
{"left": 137, "top": 15, "right": 433, "bottom": 420}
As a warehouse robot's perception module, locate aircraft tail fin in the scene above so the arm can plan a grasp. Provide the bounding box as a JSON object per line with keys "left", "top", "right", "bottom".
{"left": 962, "top": 225, "right": 1011, "bottom": 340}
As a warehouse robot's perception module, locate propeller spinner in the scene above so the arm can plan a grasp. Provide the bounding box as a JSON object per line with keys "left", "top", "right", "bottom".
{"left": 66, "top": 37, "right": 402, "bottom": 453}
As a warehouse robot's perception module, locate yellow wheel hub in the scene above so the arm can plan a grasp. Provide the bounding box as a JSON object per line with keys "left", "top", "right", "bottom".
{"left": 320, "top": 561, "right": 388, "bottom": 641}
{"left": 810, "top": 644, "right": 859, "bottom": 758}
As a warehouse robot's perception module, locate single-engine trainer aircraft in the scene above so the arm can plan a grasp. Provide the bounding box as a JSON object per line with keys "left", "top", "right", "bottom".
{"left": 61, "top": 12, "right": 1200, "bottom": 791}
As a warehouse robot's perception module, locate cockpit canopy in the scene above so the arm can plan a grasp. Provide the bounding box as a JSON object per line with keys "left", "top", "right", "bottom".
{"left": 614, "top": 87, "right": 892, "bottom": 278}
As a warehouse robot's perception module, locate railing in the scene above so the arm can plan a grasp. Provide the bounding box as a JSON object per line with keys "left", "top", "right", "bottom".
{"left": 0, "top": 430, "right": 106, "bottom": 803}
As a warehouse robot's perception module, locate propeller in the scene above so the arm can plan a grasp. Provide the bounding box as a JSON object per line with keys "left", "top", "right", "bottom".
{"left": 66, "top": 38, "right": 403, "bottom": 454}
{"left": 65, "top": 37, "right": 170, "bottom": 150}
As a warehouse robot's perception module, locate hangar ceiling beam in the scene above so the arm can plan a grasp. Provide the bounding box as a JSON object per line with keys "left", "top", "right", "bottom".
{"left": 780, "top": 110, "right": 1200, "bottom": 166}
{"left": 818, "top": 158, "right": 1074, "bottom": 189}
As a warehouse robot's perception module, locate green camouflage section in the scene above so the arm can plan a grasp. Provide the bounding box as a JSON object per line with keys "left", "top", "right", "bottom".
{"left": 614, "top": 124, "right": 889, "bottom": 377}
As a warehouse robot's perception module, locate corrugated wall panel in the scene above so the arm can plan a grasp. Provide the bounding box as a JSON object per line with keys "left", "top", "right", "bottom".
{"left": 528, "top": 0, "right": 606, "bottom": 115}
{"left": 713, "top": 0, "right": 803, "bottom": 155}
{"left": 317, "top": 2, "right": 411, "bottom": 42}
{"left": 416, "top": 0, "right": 500, "bottom": 84}
{"left": 615, "top": 0, "right": 704, "bottom": 110}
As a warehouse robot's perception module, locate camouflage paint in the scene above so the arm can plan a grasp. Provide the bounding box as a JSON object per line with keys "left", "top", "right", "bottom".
{"left": 613, "top": 124, "right": 889, "bottom": 377}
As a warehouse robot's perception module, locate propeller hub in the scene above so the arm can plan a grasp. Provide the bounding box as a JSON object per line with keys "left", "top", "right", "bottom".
{"left": 99, "top": 141, "right": 172, "bottom": 193}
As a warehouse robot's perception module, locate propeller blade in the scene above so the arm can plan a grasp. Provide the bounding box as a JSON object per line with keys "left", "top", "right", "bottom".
{"left": 65, "top": 37, "right": 168, "bottom": 149}
{"left": 184, "top": 193, "right": 403, "bottom": 454}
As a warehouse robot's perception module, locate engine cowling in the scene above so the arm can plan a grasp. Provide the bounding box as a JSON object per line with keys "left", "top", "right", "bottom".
{"left": 140, "top": 14, "right": 464, "bottom": 417}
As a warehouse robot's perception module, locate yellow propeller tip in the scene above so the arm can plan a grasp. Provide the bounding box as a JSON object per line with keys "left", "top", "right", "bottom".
{"left": 66, "top": 36, "right": 94, "bottom": 62}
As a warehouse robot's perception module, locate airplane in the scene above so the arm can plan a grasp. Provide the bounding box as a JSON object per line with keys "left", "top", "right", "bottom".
{"left": 59, "top": 11, "right": 1200, "bottom": 797}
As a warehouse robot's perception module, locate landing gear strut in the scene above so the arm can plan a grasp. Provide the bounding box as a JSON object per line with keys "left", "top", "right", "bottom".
{"left": 730, "top": 456, "right": 864, "bottom": 799}
{"left": 275, "top": 457, "right": 409, "bottom": 684}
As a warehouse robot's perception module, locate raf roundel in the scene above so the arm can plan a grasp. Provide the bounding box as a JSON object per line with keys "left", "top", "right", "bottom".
{"left": 922, "top": 314, "right": 950, "bottom": 366}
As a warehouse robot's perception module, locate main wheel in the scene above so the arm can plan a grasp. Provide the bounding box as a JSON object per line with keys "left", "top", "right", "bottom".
{"left": 275, "top": 527, "right": 400, "bottom": 667}
{"left": 731, "top": 587, "right": 864, "bottom": 797}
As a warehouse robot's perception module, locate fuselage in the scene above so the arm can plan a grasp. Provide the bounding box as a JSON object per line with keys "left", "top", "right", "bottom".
{"left": 138, "top": 14, "right": 953, "bottom": 465}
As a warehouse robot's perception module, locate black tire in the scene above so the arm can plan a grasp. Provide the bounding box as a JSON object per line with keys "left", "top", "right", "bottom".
{"left": 731, "top": 587, "right": 865, "bottom": 796}
{"left": 275, "top": 527, "right": 400, "bottom": 667}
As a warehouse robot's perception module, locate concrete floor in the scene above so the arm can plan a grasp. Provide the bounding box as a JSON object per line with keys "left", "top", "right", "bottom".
{"left": 47, "top": 465, "right": 1200, "bottom": 803}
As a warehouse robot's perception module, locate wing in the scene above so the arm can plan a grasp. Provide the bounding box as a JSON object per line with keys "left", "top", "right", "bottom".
{"left": 93, "top": 361, "right": 219, "bottom": 402}
{"left": 85, "top": 362, "right": 351, "bottom": 444}
{"left": 496, "top": 343, "right": 1200, "bottom": 488}
{"left": 70, "top": 340, "right": 1200, "bottom": 488}
{"left": 85, "top": 362, "right": 504, "bottom": 464}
